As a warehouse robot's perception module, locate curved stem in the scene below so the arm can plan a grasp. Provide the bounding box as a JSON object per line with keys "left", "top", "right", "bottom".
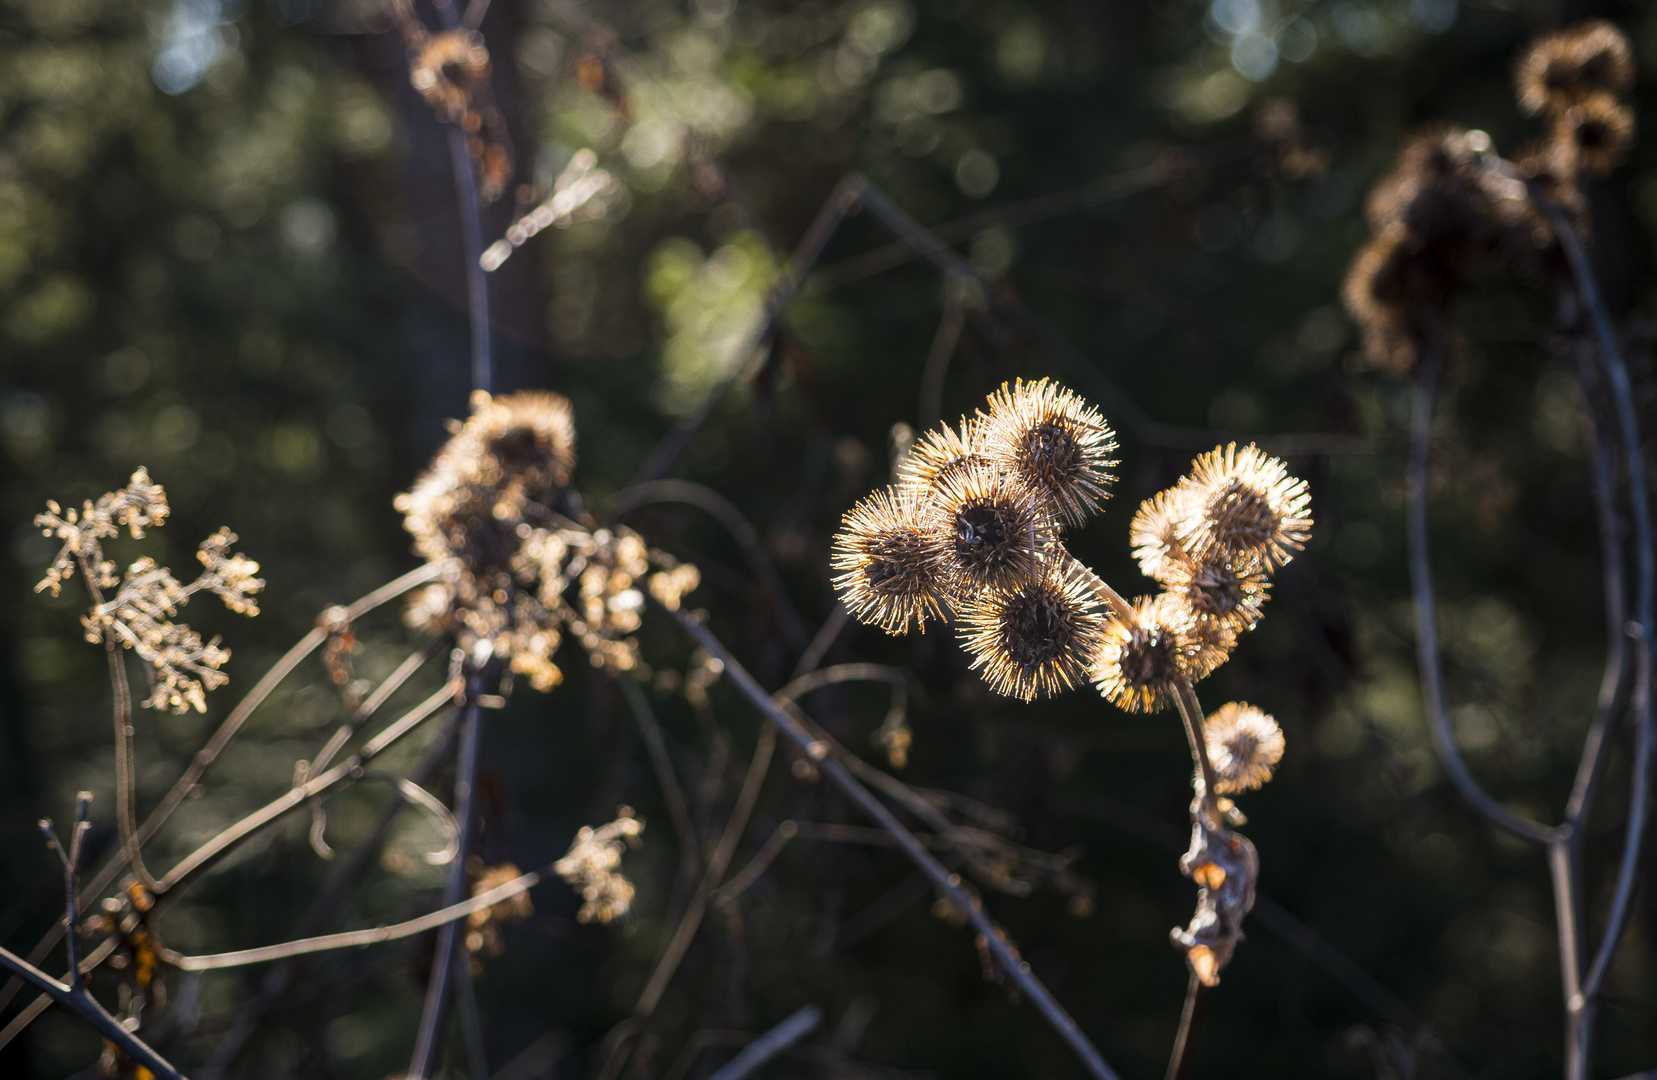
{"left": 1407, "top": 344, "right": 1558, "bottom": 846}
{"left": 1544, "top": 204, "right": 1655, "bottom": 1004}
{"left": 1172, "top": 678, "right": 1220, "bottom": 821}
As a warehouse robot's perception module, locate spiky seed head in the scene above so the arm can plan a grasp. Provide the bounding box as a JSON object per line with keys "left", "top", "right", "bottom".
{"left": 831, "top": 487, "right": 951, "bottom": 633}
{"left": 979, "top": 379, "right": 1118, "bottom": 526}
{"left": 927, "top": 463, "right": 1055, "bottom": 596}
{"left": 1091, "top": 595, "right": 1192, "bottom": 713}
{"left": 897, "top": 418, "right": 987, "bottom": 500}
{"left": 1131, "top": 488, "right": 1196, "bottom": 583}
{"left": 1176, "top": 610, "right": 1239, "bottom": 682}
{"left": 1203, "top": 703, "right": 1285, "bottom": 794}
{"left": 1554, "top": 92, "right": 1636, "bottom": 177}
{"left": 1341, "top": 231, "right": 1437, "bottom": 377}
{"left": 1161, "top": 550, "right": 1272, "bottom": 637}
{"left": 1514, "top": 20, "right": 1635, "bottom": 118}
{"left": 958, "top": 555, "right": 1108, "bottom": 701}
{"left": 1176, "top": 444, "right": 1311, "bottom": 569}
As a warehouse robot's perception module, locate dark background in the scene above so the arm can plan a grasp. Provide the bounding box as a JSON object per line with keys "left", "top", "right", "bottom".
{"left": 1, "top": 0, "right": 1654, "bottom": 1076}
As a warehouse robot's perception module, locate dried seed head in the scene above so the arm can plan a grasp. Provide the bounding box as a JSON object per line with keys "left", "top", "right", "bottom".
{"left": 928, "top": 464, "right": 1055, "bottom": 596}
{"left": 1515, "top": 20, "right": 1635, "bottom": 118}
{"left": 979, "top": 379, "right": 1118, "bottom": 526}
{"left": 1554, "top": 92, "right": 1636, "bottom": 177}
{"left": 831, "top": 487, "right": 951, "bottom": 633}
{"left": 1203, "top": 703, "right": 1285, "bottom": 794}
{"left": 958, "top": 555, "right": 1108, "bottom": 701}
{"left": 1091, "top": 596, "right": 1191, "bottom": 713}
{"left": 1176, "top": 613, "right": 1239, "bottom": 682}
{"left": 1176, "top": 444, "right": 1311, "bottom": 569}
{"left": 1130, "top": 488, "right": 1196, "bottom": 583}
{"left": 1161, "top": 550, "right": 1272, "bottom": 635}
{"left": 897, "top": 418, "right": 987, "bottom": 498}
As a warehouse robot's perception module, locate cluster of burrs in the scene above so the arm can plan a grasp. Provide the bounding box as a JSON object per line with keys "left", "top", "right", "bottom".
{"left": 831, "top": 379, "right": 1310, "bottom": 719}
{"left": 832, "top": 379, "right": 1311, "bottom": 985}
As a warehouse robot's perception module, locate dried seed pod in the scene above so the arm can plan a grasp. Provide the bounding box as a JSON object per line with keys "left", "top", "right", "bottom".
{"left": 1514, "top": 19, "right": 1635, "bottom": 118}
{"left": 928, "top": 463, "right": 1055, "bottom": 596}
{"left": 979, "top": 379, "right": 1118, "bottom": 526}
{"left": 1175, "top": 444, "right": 1311, "bottom": 569}
{"left": 1091, "top": 595, "right": 1192, "bottom": 713}
{"left": 831, "top": 487, "right": 951, "bottom": 633}
{"left": 1161, "top": 550, "right": 1272, "bottom": 636}
{"left": 1130, "top": 488, "right": 1195, "bottom": 583}
{"left": 958, "top": 555, "right": 1108, "bottom": 701}
{"left": 1554, "top": 91, "right": 1636, "bottom": 177}
{"left": 1203, "top": 702, "right": 1285, "bottom": 794}
{"left": 897, "top": 418, "right": 987, "bottom": 499}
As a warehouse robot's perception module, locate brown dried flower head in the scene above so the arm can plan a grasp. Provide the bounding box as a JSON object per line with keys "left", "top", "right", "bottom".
{"left": 831, "top": 487, "right": 950, "bottom": 633}
{"left": 1161, "top": 550, "right": 1272, "bottom": 636}
{"left": 927, "top": 463, "right": 1055, "bottom": 596}
{"left": 1091, "top": 595, "right": 1191, "bottom": 713}
{"left": 1175, "top": 444, "right": 1311, "bottom": 569}
{"left": 1342, "top": 229, "right": 1450, "bottom": 377}
{"left": 554, "top": 808, "right": 644, "bottom": 924}
{"left": 1203, "top": 702, "right": 1286, "bottom": 794}
{"left": 958, "top": 555, "right": 1108, "bottom": 701}
{"left": 409, "top": 29, "right": 491, "bottom": 123}
{"left": 1130, "top": 488, "right": 1194, "bottom": 583}
{"left": 896, "top": 418, "right": 986, "bottom": 498}
{"left": 1554, "top": 92, "right": 1637, "bottom": 177}
{"left": 979, "top": 379, "right": 1118, "bottom": 526}
{"left": 1175, "top": 610, "right": 1239, "bottom": 683}
{"left": 1515, "top": 20, "right": 1635, "bottom": 118}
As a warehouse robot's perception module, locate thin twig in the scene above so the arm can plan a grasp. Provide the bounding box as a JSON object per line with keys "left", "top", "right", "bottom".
{"left": 1163, "top": 974, "right": 1208, "bottom": 1080}
{"left": 663, "top": 602, "right": 1121, "bottom": 1080}
{"left": 408, "top": 694, "right": 484, "bottom": 1078}
{"left": 631, "top": 177, "right": 864, "bottom": 486}
{"left": 917, "top": 295, "right": 969, "bottom": 432}
{"left": 202, "top": 715, "right": 462, "bottom": 1076}
{"left": 0, "top": 944, "right": 184, "bottom": 1080}
{"left": 791, "top": 602, "right": 852, "bottom": 682}
{"left": 155, "top": 682, "right": 462, "bottom": 893}
{"left": 165, "top": 864, "right": 540, "bottom": 970}
{"left": 610, "top": 479, "right": 809, "bottom": 653}
{"left": 619, "top": 676, "right": 697, "bottom": 865}
{"left": 707, "top": 1004, "right": 823, "bottom": 1080}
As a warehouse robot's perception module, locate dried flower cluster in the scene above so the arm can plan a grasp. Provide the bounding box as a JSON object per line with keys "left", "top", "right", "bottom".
{"left": 1344, "top": 19, "right": 1636, "bottom": 375}
{"left": 465, "top": 858, "right": 534, "bottom": 970}
{"left": 553, "top": 809, "right": 644, "bottom": 924}
{"left": 833, "top": 382, "right": 1311, "bottom": 713}
{"left": 397, "top": 390, "right": 699, "bottom": 689}
{"left": 34, "top": 470, "right": 264, "bottom": 713}
{"left": 390, "top": 0, "right": 512, "bottom": 204}
{"left": 1103, "top": 444, "right": 1310, "bottom": 713}
{"left": 833, "top": 379, "right": 1117, "bottom": 701}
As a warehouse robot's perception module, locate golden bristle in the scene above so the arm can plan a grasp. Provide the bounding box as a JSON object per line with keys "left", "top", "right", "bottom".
{"left": 1177, "top": 612, "right": 1238, "bottom": 682}
{"left": 897, "top": 418, "right": 986, "bottom": 499}
{"left": 1160, "top": 550, "right": 1272, "bottom": 636}
{"left": 1091, "top": 595, "right": 1192, "bottom": 714}
{"left": 1175, "top": 444, "right": 1311, "bottom": 569}
{"left": 979, "top": 379, "right": 1119, "bottom": 526}
{"left": 1130, "top": 488, "right": 1194, "bottom": 583}
{"left": 1203, "top": 702, "right": 1285, "bottom": 794}
{"left": 927, "top": 463, "right": 1055, "bottom": 596}
{"left": 958, "top": 555, "right": 1108, "bottom": 702}
{"left": 1554, "top": 92, "right": 1637, "bottom": 177}
{"left": 830, "top": 487, "right": 950, "bottom": 634}
{"left": 1514, "top": 20, "right": 1635, "bottom": 118}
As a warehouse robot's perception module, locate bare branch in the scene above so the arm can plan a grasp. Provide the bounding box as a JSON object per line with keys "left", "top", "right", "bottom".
{"left": 0, "top": 944, "right": 184, "bottom": 1080}
{"left": 707, "top": 1005, "right": 823, "bottom": 1080}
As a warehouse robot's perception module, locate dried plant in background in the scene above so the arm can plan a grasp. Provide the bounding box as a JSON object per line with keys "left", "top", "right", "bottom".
{"left": 1342, "top": 19, "right": 1652, "bottom": 1080}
